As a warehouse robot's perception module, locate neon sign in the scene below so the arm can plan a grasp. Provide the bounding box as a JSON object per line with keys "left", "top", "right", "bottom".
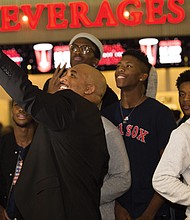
{"left": 53, "top": 45, "right": 70, "bottom": 69}
{"left": 99, "top": 44, "right": 125, "bottom": 66}
{"left": 159, "top": 39, "right": 182, "bottom": 64}
{"left": 2, "top": 49, "right": 23, "bottom": 66}
{"left": 0, "top": 0, "right": 185, "bottom": 32}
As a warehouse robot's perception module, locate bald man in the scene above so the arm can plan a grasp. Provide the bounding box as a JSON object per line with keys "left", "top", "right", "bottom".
{"left": 0, "top": 50, "right": 109, "bottom": 220}
{"left": 51, "top": 64, "right": 131, "bottom": 220}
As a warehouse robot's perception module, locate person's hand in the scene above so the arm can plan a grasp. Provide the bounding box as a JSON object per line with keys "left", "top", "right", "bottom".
{"left": 115, "top": 201, "right": 132, "bottom": 220}
{"left": 48, "top": 63, "right": 67, "bottom": 94}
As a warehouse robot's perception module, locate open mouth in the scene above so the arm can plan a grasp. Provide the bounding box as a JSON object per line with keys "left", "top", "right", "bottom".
{"left": 59, "top": 84, "right": 69, "bottom": 90}
{"left": 73, "top": 56, "right": 83, "bottom": 61}
{"left": 117, "top": 75, "right": 125, "bottom": 79}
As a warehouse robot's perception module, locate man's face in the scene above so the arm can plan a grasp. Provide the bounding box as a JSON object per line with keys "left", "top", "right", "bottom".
{"left": 179, "top": 81, "right": 190, "bottom": 116}
{"left": 115, "top": 55, "right": 145, "bottom": 89}
{"left": 12, "top": 102, "right": 34, "bottom": 128}
{"left": 70, "top": 38, "right": 99, "bottom": 67}
{"left": 59, "top": 66, "right": 87, "bottom": 97}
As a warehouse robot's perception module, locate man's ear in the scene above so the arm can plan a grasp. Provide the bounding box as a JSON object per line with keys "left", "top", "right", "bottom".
{"left": 84, "top": 84, "right": 95, "bottom": 95}
{"left": 140, "top": 73, "right": 149, "bottom": 81}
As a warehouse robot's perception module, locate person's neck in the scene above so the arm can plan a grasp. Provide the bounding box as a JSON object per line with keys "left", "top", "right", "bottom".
{"left": 14, "top": 124, "right": 36, "bottom": 148}
{"left": 120, "top": 90, "right": 146, "bottom": 109}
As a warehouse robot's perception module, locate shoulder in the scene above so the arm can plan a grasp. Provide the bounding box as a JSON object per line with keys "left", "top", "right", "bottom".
{"left": 176, "top": 118, "right": 190, "bottom": 135}
{"left": 161, "top": 120, "right": 190, "bottom": 155}
{"left": 145, "top": 97, "right": 173, "bottom": 113}
{"left": 141, "top": 98, "right": 176, "bottom": 129}
{"left": 101, "top": 116, "right": 119, "bottom": 135}
{"left": 146, "top": 97, "right": 167, "bottom": 108}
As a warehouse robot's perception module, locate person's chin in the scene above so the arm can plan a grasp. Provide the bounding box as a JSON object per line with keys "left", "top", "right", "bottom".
{"left": 71, "top": 60, "right": 83, "bottom": 67}
{"left": 183, "top": 110, "right": 190, "bottom": 117}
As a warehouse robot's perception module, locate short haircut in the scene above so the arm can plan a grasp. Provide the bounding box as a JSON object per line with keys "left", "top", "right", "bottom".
{"left": 176, "top": 70, "right": 190, "bottom": 89}
{"left": 122, "top": 49, "right": 152, "bottom": 73}
{"left": 122, "top": 49, "right": 152, "bottom": 92}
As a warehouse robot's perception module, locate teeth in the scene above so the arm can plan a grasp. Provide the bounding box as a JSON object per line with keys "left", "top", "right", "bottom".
{"left": 117, "top": 76, "right": 125, "bottom": 79}
{"left": 60, "top": 85, "right": 68, "bottom": 90}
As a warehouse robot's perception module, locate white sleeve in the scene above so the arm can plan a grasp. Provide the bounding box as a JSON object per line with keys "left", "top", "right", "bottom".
{"left": 152, "top": 126, "right": 190, "bottom": 206}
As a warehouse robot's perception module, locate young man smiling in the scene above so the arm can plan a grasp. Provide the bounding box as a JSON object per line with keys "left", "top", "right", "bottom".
{"left": 102, "top": 49, "right": 176, "bottom": 220}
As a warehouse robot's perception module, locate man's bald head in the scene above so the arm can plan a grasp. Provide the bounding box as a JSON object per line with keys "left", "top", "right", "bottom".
{"left": 60, "top": 64, "right": 107, "bottom": 106}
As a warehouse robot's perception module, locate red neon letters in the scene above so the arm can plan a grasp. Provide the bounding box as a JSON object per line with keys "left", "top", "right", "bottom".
{"left": 0, "top": 0, "right": 185, "bottom": 32}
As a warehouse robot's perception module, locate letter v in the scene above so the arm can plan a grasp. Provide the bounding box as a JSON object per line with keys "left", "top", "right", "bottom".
{"left": 21, "top": 4, "right": 45, "bottom": 30}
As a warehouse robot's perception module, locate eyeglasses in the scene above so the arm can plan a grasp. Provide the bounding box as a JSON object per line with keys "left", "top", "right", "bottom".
{"left": 69, "top": 44, "right": 95, "bottom": 55}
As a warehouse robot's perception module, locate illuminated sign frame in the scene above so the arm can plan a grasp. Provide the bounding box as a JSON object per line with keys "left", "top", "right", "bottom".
{"left": 1, "top": 35, "right": 189, "bottom": 73}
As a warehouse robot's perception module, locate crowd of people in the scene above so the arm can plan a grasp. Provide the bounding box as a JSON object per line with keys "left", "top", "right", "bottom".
{"left": 0, "top": 32, "right": 190, "bottom": 220}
